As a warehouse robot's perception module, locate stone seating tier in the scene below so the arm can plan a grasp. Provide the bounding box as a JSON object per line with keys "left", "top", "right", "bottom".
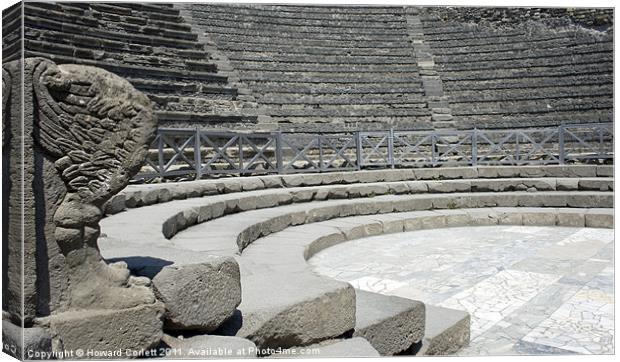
{"left": 187, "top": 4, "right": 432, "bottom": 130}
{"left": 420, "top": 14, "right": 613, "bottom": 128}
{"left": 109, "top": 165, "right": 612, "bottom": 213}
{"left": 22, "top": 2, "right": 259, "bottom": 127}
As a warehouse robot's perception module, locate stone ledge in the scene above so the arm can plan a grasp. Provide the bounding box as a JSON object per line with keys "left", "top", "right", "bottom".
{"left": 115, "top": 165, "right": 610, "bottom": 212}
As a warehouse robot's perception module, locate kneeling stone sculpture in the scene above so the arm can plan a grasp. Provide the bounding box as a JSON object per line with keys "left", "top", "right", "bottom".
{"left": 2, "top": 58, "right": 162, "bottom": 358}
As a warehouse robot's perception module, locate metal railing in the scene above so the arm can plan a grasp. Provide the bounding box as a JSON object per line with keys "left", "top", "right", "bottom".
{"left": 133, "top": 123, "right": 613, "bottom": 182}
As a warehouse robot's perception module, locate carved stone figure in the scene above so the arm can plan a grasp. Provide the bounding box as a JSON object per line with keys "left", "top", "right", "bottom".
{"left": 2, "top": 58, "right": 163, "bottom": 356}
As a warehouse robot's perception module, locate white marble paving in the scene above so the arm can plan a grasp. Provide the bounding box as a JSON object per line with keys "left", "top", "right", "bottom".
{"left": 308, "top": 225, "right": 614, "bottom": 355}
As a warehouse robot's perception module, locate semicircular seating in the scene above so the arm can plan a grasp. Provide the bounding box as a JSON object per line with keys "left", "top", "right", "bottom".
{"left": 98, "top": 164, "right": 613, "bottom": 356}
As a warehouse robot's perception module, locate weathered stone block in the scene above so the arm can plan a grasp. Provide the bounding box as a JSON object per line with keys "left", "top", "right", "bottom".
{"left": 103, "top": 194, "right": 126, "bottom": 215}
{"left": 43, "top": 302, "right": 164, "bottom": 356}
{"left": 152, "top": 259, "right": 241, "bottom": 332}
{"left": 353, "top": 290, "right": 425, "bottom": 355}
{"left": 416, "top": 306, "right": 469, "bottom": 355}
{"left": 223, "top": 273, "right": 356, "bottom": 349}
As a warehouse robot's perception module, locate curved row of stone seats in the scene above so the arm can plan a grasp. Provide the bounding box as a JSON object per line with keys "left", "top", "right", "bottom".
{"left": 102, "top": 173, "right": 613, "bottom": 247}
{"left": 237, "top": 207, "right": 612, "bottom": 355}
{"left": 109, "top": 165, "right": 612, "bottom": 213}
{"left": 21, "top": 1, "right": 258, "bottom": 128}
{"left": 98, "top": 165, "right": 612, "bottom": 355}
{"left": 123, "top": 175, "right": 614, "bottom": 241}
{"left": 161, "top": 190, "right": 613, "bottom": 255}
{"left": 99, "top": 206, "right": 612, "bottom": 356}
{"left": 420, "top": 10, "right": 613, "bottom": 129}
{"left": 185, "top": 4, "right": 432, "bottom": 131}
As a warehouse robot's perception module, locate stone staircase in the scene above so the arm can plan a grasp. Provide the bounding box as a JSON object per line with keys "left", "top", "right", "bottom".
{"left": 97, "top": 165, "right": 612, "bottom": 357}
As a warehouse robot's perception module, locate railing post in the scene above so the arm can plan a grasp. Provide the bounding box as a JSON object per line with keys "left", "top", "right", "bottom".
{"left": 157, "top": 131, "right": 165, "bottom": 178}
{"left": 431, "top": 131, "right": 437, "bottom": 167}
{"left": 318, "top": 135, "right": 324, "bottom": 172}
{"left": 355, "top": 131, "right": 362, "bottom": 170}
{"left": 276, "top": 131, "right": 283, "bottom": 174}
{"left": 388, "top": 128, "right": 395, "bottom": 168}
{"left": 515, "top": 132, "right": 520, "bottom": 165}
{"left": 558, "top": 124, "right": 565, "bottom": 165}
{"left": 471, "top": 128, "right": 477, "bottom": 167}
{"left": 194, "top": 127, "right": 203, "bottom": 180}
{"left": 238, "top": 134, "right": 244, "bottom": 176}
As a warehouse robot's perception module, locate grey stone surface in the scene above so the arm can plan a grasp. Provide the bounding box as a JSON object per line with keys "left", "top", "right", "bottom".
{"left": 219, "top": 272, "right": 356, "bottom": 350}
{"left": 161, "top": 334, "right": 257, "bottom": 358}
{"left": 418, "top": 305, "right": 470, "bottom": 356}
{"left": 353, "top": 290, "right": 425, "bottom": 355}
{"left": 41, "top": 302, "right": 165, "bottom": 356}
{"left": 152, "top": 259, "right": 241, "bottom": 331}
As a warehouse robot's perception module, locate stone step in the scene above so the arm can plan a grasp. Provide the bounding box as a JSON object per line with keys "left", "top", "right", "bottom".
{"left": 434, "top": 43, "right": 612, "bottom": 64}
{"left": 450, "top": 98, "right": 612, "bottom": 116}
{"left": 447, "top": 84, "right": 612, "bottom": 99}
{"left": 228, "top": 52, "right": 418, "bottom": 65}
{"left": 24, "top": 15, "right": 203, "bottom": 50}
{"left": 216, "top": 272, "right": 356, "bottom": 350}
{"left": 24, "top": 3, "right": 197, "bottom": 42}
{"left": 23, "top": 50, "right": 225, "bottom": 85}
{"left": 353, "top": 290, "right": 425, "bottom": 355}
{"left": 190, "top": 7, "right": 407, "bottom": 29}
{"left": 247, "top": 82, "right": 424, "bottom": 95}
{"left": 440, "top": 53, "right": 612, "bottom": 73}
{"left": 212, "top": 33, "right": 414, "bottom": 49}
{"left": 198, "top": 24, "right": 410, "bottom": 43}
{"left": 154, "top": 111, "right": 253, "bottom": 124}
{"left": 193, "top": 4, "right": 404, "bottom": 22}
{"left": 219, "top": 43, "right": 414, "bottom": 57}
{"left": 115, "top": 165, "right": 611, "bottom": 210}
{"left": 258, "top": 93, "right": 426, "bottom": 106}
{"left": 74, "top": 4, "right": 191, "bottom": 32}
{"left": 25, "top": 28, "right": 211, "bottom": 61}
{"left": 444, "top": 74, "right": 612, "bottom": 92}
{"left": 441, "top": 63, "right": 611, "bottom": 82}
{"left": 23, "top": 39, "right": 218, "bottom": 74}
{"left": 127, "top": 78, "right": 238, "bottom": 96}
{"left": 171, "top": 191, "right": 612, "bottom": 254}
{"left": 196, "top": 18, "right": 409, "bottom": 36}
{"left": 126, "top": 174, "right": 603, "bottom": 220}
{"left": 455, "top": 113, "right": 613, "bottom": 130}
{"left": 265, "top": 107, "right": 429, "bottom": 118}
{"left": 233, "top": 61, "right": 421, "bottom": 73}
{"left": 414, "top": 305, "right": 470, "bottom": 356}
{"left": 240, "top": 72, "right": 421, "bottom": 84}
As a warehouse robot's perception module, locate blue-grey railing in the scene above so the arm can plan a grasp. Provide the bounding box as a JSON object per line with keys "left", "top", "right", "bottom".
{"left": 134, "top": 123, "right": 613, "bottom": 182}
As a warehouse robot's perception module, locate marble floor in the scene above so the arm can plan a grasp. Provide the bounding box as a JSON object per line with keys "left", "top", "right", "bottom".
{"left": 308, "top": 225, "right": 614, "bottom": 355}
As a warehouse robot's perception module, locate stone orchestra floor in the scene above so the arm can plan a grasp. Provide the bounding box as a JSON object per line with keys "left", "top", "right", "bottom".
{"left": 308, "top": 225, "right": 614, "bottom": 355}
